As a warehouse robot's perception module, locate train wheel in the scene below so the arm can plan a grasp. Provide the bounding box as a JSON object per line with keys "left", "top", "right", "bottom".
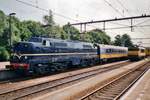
{"left": 35, "top": 67, "right": 47, "bottom": 75}
{"left": 80, "top": 59, "right": 87, "bottom": 67}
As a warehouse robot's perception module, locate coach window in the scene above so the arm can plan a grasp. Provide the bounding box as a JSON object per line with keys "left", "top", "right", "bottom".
{"left": 109, "top": 49, "right": 112, "bottom": 53}
{"left": 106, "top": 49, "right": 109, "bottom": 53}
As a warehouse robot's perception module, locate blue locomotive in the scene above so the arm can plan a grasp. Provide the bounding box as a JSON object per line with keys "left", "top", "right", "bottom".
{"left": 6, "top": 37, "right": 128, "bottom": 74}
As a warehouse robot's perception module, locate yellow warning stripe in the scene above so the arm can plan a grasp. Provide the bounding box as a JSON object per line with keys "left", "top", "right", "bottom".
{"left": 98, "top": 53, "right": 127, "bottom": 59}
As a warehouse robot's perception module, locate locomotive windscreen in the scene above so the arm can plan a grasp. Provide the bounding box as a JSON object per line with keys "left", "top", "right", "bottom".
{"left": 13, "top": 42, "right": 33, "bottom": 54}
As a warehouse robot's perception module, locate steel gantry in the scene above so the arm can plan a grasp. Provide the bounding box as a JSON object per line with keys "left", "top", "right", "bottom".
{"left": 70, "top": 15, "right": 150, "bottom": 32}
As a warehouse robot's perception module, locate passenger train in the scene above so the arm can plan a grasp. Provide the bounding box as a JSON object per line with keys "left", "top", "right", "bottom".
{"left": 128, "top": 46, "right": 146, "bottom": 61}
{"left": 6, "top": 37, "right": 147, "bottom": 75}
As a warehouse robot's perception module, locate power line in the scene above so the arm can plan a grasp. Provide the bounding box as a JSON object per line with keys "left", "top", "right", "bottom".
{"left": 132, "top": 38, "right": 150, "bottom": 40}
{"left": 109, "top": 21, "right": 129, "bottom": 27}
{"left": 115, "top": 0, "right": 147, "bottom": 34}
{"left": 71, "top": 15, "right": 150, "bottom": 25}
{"left": 15, "top": 0, "right": 79, "bottom": 22}
{"left": 103, "top": 0, "right": 124, "bottom": 17}
{"left": 15, "top": 0, "right": 101, "bottom": 32}
{"left": 102, "top": 24, "right": 150, "bottom": 30}
{"left": 115, "top": 0, "right": 132, "bottom": 16}
{"left": 135, "top": 18, "right": 150, "bottom": 25}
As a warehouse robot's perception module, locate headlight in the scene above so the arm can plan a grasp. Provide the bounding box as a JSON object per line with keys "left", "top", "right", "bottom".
{"left": 25, "top": 56, "right": 28, "bottom": 59}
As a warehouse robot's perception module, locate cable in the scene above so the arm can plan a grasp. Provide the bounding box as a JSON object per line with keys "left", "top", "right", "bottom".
{"left": 104, "top": 24, "right": 150, "bottom": 30}
{"left": 15, "top": 0, "right": 79, "bottom": 22}
{"left": 109, "top": 21, "right": 129, "bottom": 27}
{"left": 135, "top": 18, "right": 150, "bottom": 26}
{"left": 15, "top": 0, "right": 100, "bottom": 31}
{"left": 115, "top": 0, "right": 147, "bottom": 34}
{"left": 102, "top": 0, "right": 145, "bottom": 34}
{"left": 132, "top": 38, "right": 150, "bottom": 40}
{"left": 103, "top": 0, "right": 124, "bottom": 17}
{"left": 116, "top": 0, "right": 132, "bottom": 16}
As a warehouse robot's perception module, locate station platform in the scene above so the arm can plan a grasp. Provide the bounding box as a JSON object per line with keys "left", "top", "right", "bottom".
{"left": 120, "top": 68, "right": 150, "bottom": 100}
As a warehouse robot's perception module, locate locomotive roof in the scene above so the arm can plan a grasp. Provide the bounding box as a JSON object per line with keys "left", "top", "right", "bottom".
{"left": 28, "top": 37, "right": 127, "bottom": 49}
{"left": 129, "top": 46, "right": 145, "bottom": 50}
{"left": 99, "top": 44, "right": 128, "bottom": 50}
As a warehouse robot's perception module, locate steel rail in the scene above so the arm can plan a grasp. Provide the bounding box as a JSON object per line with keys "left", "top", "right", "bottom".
{"left": 80, "top": 62, "right": 149, "bottom": 100}
{"left": 0, "top": 61, "right": 131, "bottom": 100}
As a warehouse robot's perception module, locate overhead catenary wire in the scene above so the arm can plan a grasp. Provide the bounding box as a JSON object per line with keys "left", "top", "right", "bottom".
{"left": 102, "top": 24, "right": 150, "bottom": 30}
{"left": 15, "top": 0, "right": 150, "bottom": 37}
{"left": 103, "top": 0, "right": 124, "bottom": 17}
{"left": 103, "top": 0, "right": 149, "bottom": 46}
{"left": 109, "top": 21, "right": 129, "bottom": 27}
{"left": 135, "top": 18, "right": 150, "bottom": 26}
{"left": 15, "top": 0, "right": 103, "bottom": 32}
{"left": 15, "top": 0, "right": 79, "bottom": 22}
{"left": 115, "top": 0, "right": 132, "bottom": 16}
{"left": 115, "top": 0, "right": 147, "bottom": 34}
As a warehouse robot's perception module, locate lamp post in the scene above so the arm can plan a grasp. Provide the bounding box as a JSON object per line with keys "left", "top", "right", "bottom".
{"left": 9, "top": 13, "right": 16, "bottom": 49}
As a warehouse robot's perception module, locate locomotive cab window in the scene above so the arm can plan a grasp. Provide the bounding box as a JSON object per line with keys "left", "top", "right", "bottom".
{"left": 141, "top": 49, "right": 145, "bottom": 53}
{"left": 42, "top": 40, "right": 50, "bottom": 46}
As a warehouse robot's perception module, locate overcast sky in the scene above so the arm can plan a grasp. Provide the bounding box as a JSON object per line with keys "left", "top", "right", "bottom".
{"left": 0, "top": 0, "right": 150, "bottom": 46}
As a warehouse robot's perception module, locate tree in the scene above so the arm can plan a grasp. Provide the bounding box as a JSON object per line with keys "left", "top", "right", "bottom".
{"left": 0, "top": 10, "right": 7, "bottom": 37}
{"left": 114, "top": 35, "right": 122, "bottom": 46}
{"left": 86, "top": 29, "right": 111, "bottom": 44}
{"left": 114, "top": 34, "right": 134, "bottom": 47}
{"left": 23, "top": 21, "right": 45, "bottom": 37}
{"left": 121, "top": 34, "right": 134, "bottom": 47}
{"left": 43, "top": 10, "right": 56, "bottom": 37}
{"left": 0, "top": 47, "right": 9, "bottom": 61}
{"left": 43, "top": 10, "right": 55, "bottom": 26}
{"left": 63, "top": 24, "right": 80, "bottom": 40}
{"left": 18, "top": 22, "right": 32, "bottom": 41}
{"left": 51, "top": 25, "right": 68, "bottom": 39}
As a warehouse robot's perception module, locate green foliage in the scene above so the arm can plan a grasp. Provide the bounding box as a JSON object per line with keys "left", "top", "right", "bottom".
{"left": 23, "top": 21, "right": 44, "bottom": 37}
{"left": 86, "top": 29, "right": 111, "bottom": 44}
{"left": 0, "top": 28, "right": 9, "bottom": 46}
{"left": 52, "top": 25, "right": 68, "bottom": 39}
{"left": 0, "top": 10, "right": 7, "bottom": 37}
{"left": 114, "top": 35, "right": 122, "bottom": 46}
{"left": 63, "top": 24, "right": 80, "bottom": 40}
{"left": 114, "top": 34, "right": 134, "bottom": 47}
{"left": 43, "top": 10, "right": 55, "bottom": 26}
{"left": 0, "top": 47, "right": 9, "bottom": 61}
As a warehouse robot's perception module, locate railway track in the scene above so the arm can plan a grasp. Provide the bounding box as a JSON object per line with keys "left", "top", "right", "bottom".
{"left": 81, "top": 62, "right": 150, "bottom": 100}
{"left": 0, "top": 61, "right": 131, "bottom": 100}
{"left": 0, "top": 61, "right": 128, "bottom": 84}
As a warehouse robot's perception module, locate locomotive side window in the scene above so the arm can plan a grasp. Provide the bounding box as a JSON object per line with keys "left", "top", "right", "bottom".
{"left": 54, "top": 42, "right": 67, "bottom": 48}
{"left": 83, "top": 45, "right": 92, "bottom": 49}
{"left": 49, "top": 42, "right": 52, "bottom": 46}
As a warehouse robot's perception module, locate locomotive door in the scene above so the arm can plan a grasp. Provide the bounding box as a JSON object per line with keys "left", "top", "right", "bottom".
{"left": 94, "top": 44, "right": 101, "bottom": 63}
